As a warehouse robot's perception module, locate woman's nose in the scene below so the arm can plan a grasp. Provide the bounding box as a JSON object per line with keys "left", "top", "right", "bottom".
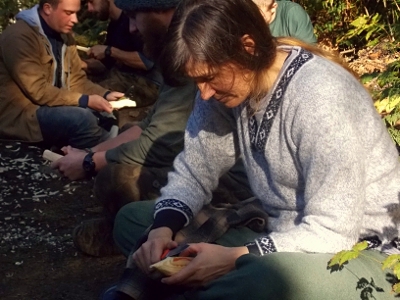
{"left": 197, "top": 82, "right": 215, "bottom": 100}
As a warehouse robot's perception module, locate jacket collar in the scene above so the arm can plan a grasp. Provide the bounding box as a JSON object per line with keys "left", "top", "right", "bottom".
{"left": 38, "top": 11, "right": 62, "bottom": 41}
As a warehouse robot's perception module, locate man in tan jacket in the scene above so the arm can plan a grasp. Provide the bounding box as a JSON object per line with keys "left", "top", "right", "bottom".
{"left": 0, "top": 0, "right": 123, "bottom": 149}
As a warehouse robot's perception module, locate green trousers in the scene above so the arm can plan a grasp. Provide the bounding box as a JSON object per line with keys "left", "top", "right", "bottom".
{"left": 114, "top": 201, "right": 398, "bottom": 300}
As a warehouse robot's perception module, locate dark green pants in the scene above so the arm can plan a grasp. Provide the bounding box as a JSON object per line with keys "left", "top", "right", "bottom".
{"left": 113, "top": 201, "right": 398, "bottom": 300}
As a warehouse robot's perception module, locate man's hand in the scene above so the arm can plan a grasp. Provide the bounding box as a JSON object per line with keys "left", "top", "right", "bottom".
{"left": 88, "top": 95, "right": 113, "bottom": 113}
{"left": 82, "top": 58, "right": 108, "bottom": 74}
{"left": 161, "top": 243, "right": 249, "bottom": 287}
{"left": 51, "top": 146, "right": 87, "bottom": 180}
{"left": 133, "top": 227, "right": 177, "bottom": 275}
{"left": 106, "top": 91, "right": 124, "bottom": 101}
{"left": 88, "top": 45, "right": 108, "bottom": 60}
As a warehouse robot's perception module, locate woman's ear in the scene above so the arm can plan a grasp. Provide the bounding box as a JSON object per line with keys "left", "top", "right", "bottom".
{"left": 241, "top": 34, "right": 256, "bottom": 55}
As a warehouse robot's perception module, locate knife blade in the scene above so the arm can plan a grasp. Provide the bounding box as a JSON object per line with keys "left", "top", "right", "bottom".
{"left": 161, "top": 244, "right": 189, "bottom": 260}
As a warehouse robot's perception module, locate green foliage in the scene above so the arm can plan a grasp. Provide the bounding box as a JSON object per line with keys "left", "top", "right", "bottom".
{"left": 329, "top": 242, "right": 400, "bottom": 297}
{"left": 74, "top": 2, "right": 108, "bottom": 46}
{"left": 341, "top": 13, "right": 384, "bottom": 47}
{"left": 74, "top": 17, "right": 107, "bottom": 47}
{"left": 369, "top": 60, "right": 400, "bottom": 147}
{"left": 0, "top": 0, "right": 35, "bottom": 31}
{"left": 297, "top": 0, "right": 400, "bottom": 50}
{"left": 0, "top": 0, "right": 107, "bottom": 47}
{"left": 382, "top": 255, "right": 400, "bottom": 293}
{"left": 328, "top": 241, "right": 368, "bottom": 267}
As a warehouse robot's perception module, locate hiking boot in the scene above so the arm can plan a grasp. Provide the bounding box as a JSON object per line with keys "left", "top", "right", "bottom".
{"left": 73, "top": 218, "right": 121, "bottom": 257}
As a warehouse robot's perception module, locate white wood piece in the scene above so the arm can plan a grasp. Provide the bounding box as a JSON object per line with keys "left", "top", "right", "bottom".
{"left": 76, "top": 45, "right": 90, "bottom": 53}
{"left": 42, "top": 150, "right": 63, "bottom": 162}
{"left": 110, "top": 98, "right": 137, "bottom": 109}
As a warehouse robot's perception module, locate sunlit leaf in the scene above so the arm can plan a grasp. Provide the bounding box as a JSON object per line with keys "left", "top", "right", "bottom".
{"left": 382, "top": 255, "right": 400, "bottom": 270}
{"left": 352, "top": 241, "right": 368, "bottom": 252}
{"left": 328, "top": 250, "right": 348, "bottom": 267}
{"left": 339, "top": 250, "right": 359, "bottom": 265}
{"left": 393, "top": 263, "right": 400, "bottom": 279}
{"left": 393, "top": 282, "right": 400, "bottom": 294}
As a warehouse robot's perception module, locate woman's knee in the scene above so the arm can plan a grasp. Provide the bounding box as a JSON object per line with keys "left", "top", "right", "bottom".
{"left": 113, "top": 201, "right": 155, "bottom": 256}
{"left": 225, "top": 252, "right": 396, "bottom": 300}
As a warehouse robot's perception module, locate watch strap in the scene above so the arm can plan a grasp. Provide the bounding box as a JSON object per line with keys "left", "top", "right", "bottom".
{"left": 83, "top": 151, "right": 97, "bottom": 177}
{"left": 245, "top": 241, "right": 261, "bottom": 256}
{"left": 104, "top": 45, "right": 112, "bottom": 58}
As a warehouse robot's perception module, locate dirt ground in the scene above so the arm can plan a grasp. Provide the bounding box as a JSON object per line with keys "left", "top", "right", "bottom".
{"left": 0, "top": 44, "right": 399, "bottom": 300}
{"left": 0, "top": 139, "right": 126, "bottom": 300}
{"left": 0, "top": 108, "right": 150, "bottom": 300}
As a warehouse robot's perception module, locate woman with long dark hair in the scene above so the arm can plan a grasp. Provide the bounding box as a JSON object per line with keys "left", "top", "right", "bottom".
{"left": 112, "top": 0, "right": 400, "bottom": 299}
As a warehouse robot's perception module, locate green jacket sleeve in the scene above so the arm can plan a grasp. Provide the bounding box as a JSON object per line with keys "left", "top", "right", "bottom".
{"left": 105, "top": 81, "right": 197, "bottom": 168}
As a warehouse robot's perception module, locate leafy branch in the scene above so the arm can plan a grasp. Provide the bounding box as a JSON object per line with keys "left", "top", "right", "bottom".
{"left": 328, "top": 241, "right": 400, "bottom": 296}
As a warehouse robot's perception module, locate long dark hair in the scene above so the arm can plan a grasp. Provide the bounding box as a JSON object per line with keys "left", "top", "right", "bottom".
{"left": 161, "top": 0, "right": 277, "bottom": 98}
{"left": 161, "top": 0, "right": 358, "bottom": 97}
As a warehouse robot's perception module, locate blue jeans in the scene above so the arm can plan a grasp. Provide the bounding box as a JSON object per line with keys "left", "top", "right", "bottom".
{"left": 36, "top": 106, "right": 111, "bottom": 149}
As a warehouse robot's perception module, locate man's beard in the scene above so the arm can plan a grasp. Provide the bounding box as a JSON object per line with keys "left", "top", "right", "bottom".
{"left": 95, "top": 1, "right": 110, "bottom": 21}
{"left": 142, "top": 20, "right": 167, "bottom": 61}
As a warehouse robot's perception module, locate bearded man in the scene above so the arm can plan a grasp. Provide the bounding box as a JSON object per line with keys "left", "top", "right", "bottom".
{"left": 83, "top": 0, "right": 159, "bottom": 107}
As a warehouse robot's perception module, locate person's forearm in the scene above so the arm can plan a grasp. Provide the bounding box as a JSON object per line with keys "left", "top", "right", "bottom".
{"left": 92, "top": 151, "right": 108, "bottom": 172}
{"left": 110, "top": 48, "right": 147, "bottom": 70}
{"left": 148, "top": 227, "right": 174, "bottom": 241}
{"left": 92, "top": 125, "right": 142, "bottom": 152}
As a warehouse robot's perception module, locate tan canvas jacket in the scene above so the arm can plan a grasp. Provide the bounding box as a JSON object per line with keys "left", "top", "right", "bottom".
{"left": 0, "top": 5, "right": 108, "bottom": 142}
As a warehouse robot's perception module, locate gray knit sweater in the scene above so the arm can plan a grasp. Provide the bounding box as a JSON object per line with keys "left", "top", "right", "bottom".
{"left": 154, "top": 46, "right": 400, "bottom": 255}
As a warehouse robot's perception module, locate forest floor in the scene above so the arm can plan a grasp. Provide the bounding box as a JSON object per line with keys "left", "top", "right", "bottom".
{"left": 0, "top": 108, "right": 150, "bottom": 300}
{"left": 0, "top": 139, "right": 126, "bottom": 300}
{"left": 0, "top": 43, "right": 399, "bottom": 300}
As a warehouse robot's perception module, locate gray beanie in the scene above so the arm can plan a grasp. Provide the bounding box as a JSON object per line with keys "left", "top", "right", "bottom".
{"left": 115, "top": 0, "right": 181, "bottom": 11}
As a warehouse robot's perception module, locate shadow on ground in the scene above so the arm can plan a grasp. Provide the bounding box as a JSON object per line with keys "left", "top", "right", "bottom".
{"left": 0, "top": 140, "right": 125, "bottom": 300}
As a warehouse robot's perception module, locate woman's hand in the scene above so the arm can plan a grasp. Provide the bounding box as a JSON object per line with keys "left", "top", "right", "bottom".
{"left": 133, "top": 227, "right": 177, "bottom": 275}
{"left": 162, "top": 243, "right": 249, "bottom": 287}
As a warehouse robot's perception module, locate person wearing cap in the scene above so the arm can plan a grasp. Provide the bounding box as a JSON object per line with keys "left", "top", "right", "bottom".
{"left": 52, "top": 0, "right": 200, "bottom": 257}
{"left": 0, "top": 0, "right": 124, "bottom": 149}
{"left": 52, "top": 0, "right": 254, "bottom": 260}
{"left": 105, "top": 0, "right": 400, "bottom": 299}
{"left": 253, "top": 0, "right": 317, "bottom": 44}
{"left": 83, "top": 0, "right": 160, "bottom": 108}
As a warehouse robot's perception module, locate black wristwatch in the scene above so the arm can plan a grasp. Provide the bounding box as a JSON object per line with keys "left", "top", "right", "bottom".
{"left": 245, "top": 241, "right": 260, "bottom": 256}
{"left": 82, "top": 151, "right": 96, "bottom": 177}
{"left": 104, "top": 45, "right": 112, "bottom": 58}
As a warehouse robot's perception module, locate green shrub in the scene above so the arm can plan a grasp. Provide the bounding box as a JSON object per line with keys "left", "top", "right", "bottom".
{"left": 297, "top": 0, "right": 400, "bottom": 50}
